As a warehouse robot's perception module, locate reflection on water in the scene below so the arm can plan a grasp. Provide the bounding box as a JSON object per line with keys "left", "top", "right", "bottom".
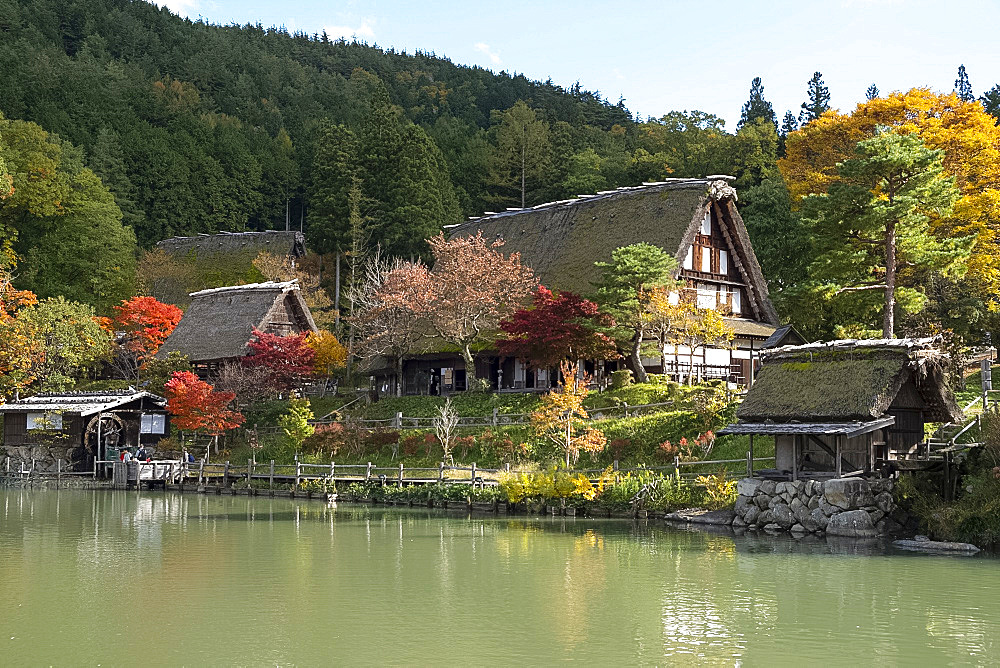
{"left": 1, "top": 489, "right": 998, "bottom": 665}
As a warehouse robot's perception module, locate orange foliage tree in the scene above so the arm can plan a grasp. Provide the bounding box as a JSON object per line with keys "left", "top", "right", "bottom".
{"left": 0, "top": 268, "right": 40, "bottom": 400}
{"left": 531, "top": 361, "right": 606, "bottom": 467}
{"left": 779, "top": 89, "right": 1000, "bottom": 307}
{"left": 102, "top": 296, "right": 183, "bottom": 380}
{"left": 164, "top": 371, "right": 244, "bottom": 452}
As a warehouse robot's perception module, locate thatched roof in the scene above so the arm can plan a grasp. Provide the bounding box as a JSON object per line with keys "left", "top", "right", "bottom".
{"left": 447, "top": 178, "right": 779, "bottom": 324}
{"left": 736, "top": 337, "right": 962, "bottom": 423}
{"left": 0, "top": 390, "right": 165, "bottom": 416}
{"left": 156, "top": 281, "right": 317, "bottom": 363}
{"left": 155, "top": 231, "right": 306, "bottom": 259}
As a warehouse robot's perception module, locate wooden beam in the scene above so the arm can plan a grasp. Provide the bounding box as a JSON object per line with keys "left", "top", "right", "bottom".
{"left": 712, "top": 201, "right": 762, "bottom": 321}
{"left": 807, "top": 434, "right": 854, "bottom": 475}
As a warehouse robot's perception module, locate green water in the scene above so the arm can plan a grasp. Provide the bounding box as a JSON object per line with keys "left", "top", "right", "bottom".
{"left": 1, "top": 489, "right": 998, "bottom": 666}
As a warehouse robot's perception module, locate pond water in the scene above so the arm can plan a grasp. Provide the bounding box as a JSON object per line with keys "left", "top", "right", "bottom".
{"left": 1, "top": 489, "right": 998, "bottom": 666}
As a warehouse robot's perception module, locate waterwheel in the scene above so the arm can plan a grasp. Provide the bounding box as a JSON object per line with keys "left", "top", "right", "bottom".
{"left": 84, "top": 413, "right": 125, "bottom": 460}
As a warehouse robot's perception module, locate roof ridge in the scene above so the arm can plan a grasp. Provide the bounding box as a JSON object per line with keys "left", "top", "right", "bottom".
{"left": 189, "top": 279, "right": 300, "bottom": 298}
{"left": 456, "top": 177, "right": 735, "bottom": 226}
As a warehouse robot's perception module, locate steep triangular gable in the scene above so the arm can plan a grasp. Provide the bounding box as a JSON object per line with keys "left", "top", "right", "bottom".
{"left": 671, "top": 185, "right": 779, "bottom": 325}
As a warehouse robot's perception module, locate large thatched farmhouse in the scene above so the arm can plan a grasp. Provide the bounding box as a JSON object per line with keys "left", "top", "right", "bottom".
{"left": 156, "top": 230, "right": 307, "bottom": 262}
{"left": 157, "top": 280, "right": 317, "bottom": 375}
{"left": 376, "top": 177, "right": 787, "bottom": 396}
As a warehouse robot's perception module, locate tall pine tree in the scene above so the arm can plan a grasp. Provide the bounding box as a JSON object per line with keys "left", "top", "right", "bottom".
{"left": 955, "top": 65, "right": 974, "bottom": 102}
{"left": 797, "top": 131, "right": 970, "bottom": 337}
{"left": 309, "top": 121, "right": 359, "bottom": 254}
{"left": 739, "top": 77, "right": 777, "bottom": 131}
{"left": 866, "top": 83, "right": 880, "bottom": 100}
{"left": 799, "top": 72, "right": 831, "bottom": 125}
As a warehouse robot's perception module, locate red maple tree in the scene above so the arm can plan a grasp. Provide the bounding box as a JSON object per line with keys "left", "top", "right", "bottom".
{"left": 241, "top": 328, "right": 316, "bottom": 392}
{"left": 101, "top": 296, "right": 182, "bottom": 380}
{"left": 105, "top": 296, "right": 182, "bottom": 356}
{"left": 498, "top": 285, "right": 618, "bottom": 369}
{"left": 164, "top": 371, "right": 244, "bottom": 449}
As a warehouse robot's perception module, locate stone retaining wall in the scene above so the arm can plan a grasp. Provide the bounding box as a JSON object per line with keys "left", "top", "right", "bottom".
{"left": 3, "top": 444, "right": 84, "bottom": 473}
{"left": 734, "top": 477, "right": 917, "bottom": 537}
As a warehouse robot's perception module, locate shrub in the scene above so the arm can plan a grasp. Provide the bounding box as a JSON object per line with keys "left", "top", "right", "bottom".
{"left": 610, "top": 369, "right": 633, "bottom": 390}
{"left": 695, "top": 472, "right": 737, "bottom": 510}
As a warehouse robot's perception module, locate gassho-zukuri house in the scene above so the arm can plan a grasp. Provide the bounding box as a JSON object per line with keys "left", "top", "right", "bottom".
{"left": 371, "top": 176, "right": 798, "bottom": 396}
{"left": 156, "top": 280, "right": 318, "bottom": 376}
{"left": 0, "top": 390, "right": 170, "bottom": 472}
{"left": 720, "top": 337, "right": 963, "bottom": 480}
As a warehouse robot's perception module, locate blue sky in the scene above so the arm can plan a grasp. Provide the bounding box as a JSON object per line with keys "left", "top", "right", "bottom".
{"left": 158, "top": 0, "right": 1000, "bottom": 128}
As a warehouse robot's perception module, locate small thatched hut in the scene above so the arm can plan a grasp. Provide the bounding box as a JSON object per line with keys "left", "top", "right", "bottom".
{"left": 156, "top": 280, "right": 317, "bottom": 374}
{"left": 0, "top": 390, "right": 169, "bottom": 471}
{"left": 721, "top": 337, "right": 963, "bottom": 479}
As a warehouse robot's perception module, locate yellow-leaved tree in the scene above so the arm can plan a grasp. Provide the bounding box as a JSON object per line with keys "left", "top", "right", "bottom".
{"left": 531, "top": 360, "right": 606, "bottom": 467}
{"left": 779, "top": 89, "right": 1000, "bottom": 309}
{"left": 305, "top": 330, "right": 347, "bottom": 377}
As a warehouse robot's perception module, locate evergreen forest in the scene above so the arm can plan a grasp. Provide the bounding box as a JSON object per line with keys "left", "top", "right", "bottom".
{"left": 3, "top": 0, "right": 1000, "bottom": 343}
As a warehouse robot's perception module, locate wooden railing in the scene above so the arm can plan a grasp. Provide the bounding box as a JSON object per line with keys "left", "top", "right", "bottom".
{"left": 5, "top": 453, "right": 775, "bottom": 487}
{"left": 318, "top": 400, "right": 679, "bottom": 431}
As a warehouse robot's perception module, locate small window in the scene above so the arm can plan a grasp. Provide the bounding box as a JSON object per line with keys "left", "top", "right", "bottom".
{"left": 140, "top": 414, "right": 166, "bottom": 434}
{"left": 27, "top": 412, "right": 63, "bottom": 431}
{"left": 701, "top": 212, "right": 711, "bottom": 236}
{"left": 683, "top": 246, "right": 693, "bottom": 270}
{"left": 697, "top": 285, "right": 716, "bottom": 309}
{"left": 731, "top": 290, "right": 742, "bottom": 315}
{"left": 719, "top": 250, "right": 729, "bottom": 275}
{"left": 701, "top": 247, "right": 712, "bottom": 273}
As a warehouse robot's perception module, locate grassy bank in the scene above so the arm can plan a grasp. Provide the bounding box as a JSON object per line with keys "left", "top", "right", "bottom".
{"left": 216, "top": 382, "right": 773, "bottom": 479}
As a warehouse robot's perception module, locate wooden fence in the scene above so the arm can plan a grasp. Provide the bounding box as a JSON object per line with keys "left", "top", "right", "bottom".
{"left": 5, "top": 453, "right": 776, "bottom": 489}
{"left": 296, "top": 400, "right": 679, "bottom": 433}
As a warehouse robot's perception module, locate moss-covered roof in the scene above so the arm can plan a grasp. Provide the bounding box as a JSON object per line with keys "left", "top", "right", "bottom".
{"left": 737, "top": 341, "right": 962, "bottom": 423}
{"left": 447, "top": 179, "right": 779, "bottom": 324}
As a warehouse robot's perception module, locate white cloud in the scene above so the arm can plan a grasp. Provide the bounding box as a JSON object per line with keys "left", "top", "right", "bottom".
{"left": 474, "top": 42, "right": 502, "bottom": 65}
{"left": 324, "top": 21, "right": 376, "bottom": 42}
{"left": 159, "top": 0, "right": 198, "bottom": 17}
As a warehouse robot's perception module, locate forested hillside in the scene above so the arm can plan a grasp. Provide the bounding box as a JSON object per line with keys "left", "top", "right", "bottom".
{"left": 0, "top": 0, "right": 800, "bottom": 256}
{"left": 3, "top": 0, "right": 1000, "bottom": 345}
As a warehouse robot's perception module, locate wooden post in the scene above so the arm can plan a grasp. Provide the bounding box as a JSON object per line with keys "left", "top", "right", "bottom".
{"left": 223, "top": 460, "right": 230, "bottom": 487}
{"left": 394, "top": 412, "right": 403, "bottom": 429}
{"left": 746, "top": 450, "right": 752, "bottom": 478}
{"left": 365, "top": 462, "right": 372, "bottom": 481}
{"left": 471, "top": 462, "right": 477, "bottom": 485}
{"left": 56, "top": 458, "right": 62, "bottom": 487}
{"left": 93, "top": 457, "right": 97, "bottom": 480}
{"left": 836, "top": 436, "right": 842, "bottom": 478}
{"left": 295, "top": 461, "right": 301, "bottom": 491}
{"left": 792, "top": 436, "right": 798, "bottom": 482}
{"left": 269, "top": 460, "right": 275, "bottom": 489}
{"left": 398, "top": 462, "right": 404, "bottom": 487}
{"left": 749, "top": 434, "right": 754, "bottom": 476}
{"left": 492, "top": 408, "right": 498, "bottom": 427}
{"left": 198, "top": 459, "right": 205, "bottom": 485}
{"left": 438, "top": 461, "right": 444, "bottom": 483}
{"left": 613, "top": 459, "right": 619, "bottom": 472}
